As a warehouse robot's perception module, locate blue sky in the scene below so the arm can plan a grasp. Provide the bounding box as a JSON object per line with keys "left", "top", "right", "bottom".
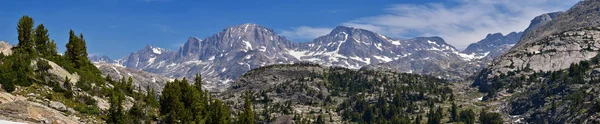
{"left": 0, "top": 0, "right": 578, "bottom": 59}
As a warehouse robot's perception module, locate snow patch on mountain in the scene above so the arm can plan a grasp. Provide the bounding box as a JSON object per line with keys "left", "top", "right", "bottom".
{"left": 152, "top": 47, "right": 162, "bottom": 54}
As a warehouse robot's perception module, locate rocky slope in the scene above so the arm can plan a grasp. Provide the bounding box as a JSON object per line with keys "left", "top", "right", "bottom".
{"left": 521, "top": 12, "right": 561, "bottom": 42}
{"left": 471, "top": 1, "right": 600, "bottom": 123}
{"left": 0, "top": 45, "right": 105, "bottom": 123}
{"left": 220, "top": 63, "right": 454, "bottom": 123}
{"left": 94, "top": 63, "right": 172, "bottom": 92}
{"left": 362, "top": 37, "right": 483, "bottom": 80}
{"left": 480, "top": 0, "right": 600, "bottom": 80}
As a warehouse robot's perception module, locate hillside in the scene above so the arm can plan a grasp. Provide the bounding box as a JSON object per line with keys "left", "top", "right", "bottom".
{"left": 219, "top": 63, "right": 500, "bottom": 123}
{"left": 472, "top": 0, "right": 600, "bottom": 123}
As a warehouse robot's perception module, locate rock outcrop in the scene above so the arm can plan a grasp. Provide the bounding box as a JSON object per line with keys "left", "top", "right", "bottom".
{"left": 0, "top": 41, "right": 11, "bottom": 56}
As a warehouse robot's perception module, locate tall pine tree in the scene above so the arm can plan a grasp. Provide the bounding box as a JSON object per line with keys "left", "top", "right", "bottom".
{"left": 107, "top": 87, "right": 128, "bottom": 124}
{"left": 65, "top": 30, "right": 90, "bottom": 69}
{"left": 33, "top": 24, "right": 50, "bottom": 55}
{"left": 15, "top": 15, "right": 36, "bottom": 57}
{"left": 239, "top": 92, "right": 255, "bottom": 124}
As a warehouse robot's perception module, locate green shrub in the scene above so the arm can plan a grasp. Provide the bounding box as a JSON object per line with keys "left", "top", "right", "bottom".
{"left": 75, "top": 105, "right": 101, "bottom": 115}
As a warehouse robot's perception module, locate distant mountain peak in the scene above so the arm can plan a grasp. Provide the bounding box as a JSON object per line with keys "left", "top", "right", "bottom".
{"left": 142, "top": 45, "right": 169, "bottom": 55}
{"left": 329, "top": 26, "right": 370, "bottom": 34}
{"left": 224, "top": 23, "right": 275, "bottom": 34}
{"left": 89, "top": 55, "right": 116, "bottom": 64}
{"left": 485, "top": 33, "right": 504, "bottom": 39}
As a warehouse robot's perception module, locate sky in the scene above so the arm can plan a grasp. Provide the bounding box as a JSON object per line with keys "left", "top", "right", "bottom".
{"left": 0, "top": 0, "right": 580, "bottom": 59}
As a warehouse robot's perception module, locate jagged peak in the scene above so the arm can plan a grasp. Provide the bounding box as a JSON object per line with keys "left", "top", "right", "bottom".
{"left": 187, "top": 36, "right": 202, "bottom": 41}
{"left": 485, "top": 33, "right": 505, "bottom": 38}
{"left": 140, "top": 44, "right": 169, "bottom": 55}
{"left": 223, "top": 23, "right": 275, "bottom": 33}
{"left": 329, "top": 26, "right": 372, "bottom": 35}
{"left": 506, "top": 31, "right": 522, "bottom": 36}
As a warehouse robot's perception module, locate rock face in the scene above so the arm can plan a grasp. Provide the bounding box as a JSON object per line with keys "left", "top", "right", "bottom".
{"left": 0, "top": 100, "right": 79, "bottom": 124}
{"left": 521, "top": 12, "right": 561, "bottom": 41}
{"left": 46, "top": 59, "right": 80, "bottom": 84}
{"left": 462, "top": 32, "right": 523, "bottom": 60}
{"left": 0, "top": 87, "right": 79, "bottom": 124}
{"left": 118, "top": 44, "right": 174, "bottom": 69}
{"left": 516, "top": 0, "right": 600, "bottom": 48}
{"left": 0, "top": 41, "right": 12, "bottom": 56}
{"left": 110, "top": 24, "right": 484, "bottom": 87}
{"left": 94, "top": 63, "right": 171, "bottom": 92}
{"left": 479, "top": 0, "right": 600, "bottom": 81}
{"left": 362, "top": 37, "right": 483, "bottom": 80}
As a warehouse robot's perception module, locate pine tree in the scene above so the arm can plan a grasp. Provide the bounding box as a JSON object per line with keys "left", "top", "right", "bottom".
{"left": 479, "top": 108, "right": 503, "bottom": 124}
{"left": 316, "top": 114, "right": 325, "bottom": 124}
{"left": 239, "top": 92, "right": 255, "bottom": 124}
{"left": 47, "top": 40, "right": 58, "bottom": 58}
{"left": 459, "top": 109, "right": 475, "bottom": 124}
{"left": 107, "top": 87, "right": 128, "bottom": 124}
{"left": 33, "top": 24, "right": 51, "bottom": 56}
{"left": 194, "top": 74, "right": 208, "bottom": 118}
{"left": 450, "top": 102, "right": 458, "bottom": 122}
{"left": 194, "top": 73, "right": 202, "bottom": 90}
{"left": 15, "top": 15, "right": 36, "bottom": 57}
{"left": 415, "top": 114, "right": 422, "bottom": 124}
{"left": 479, "top": 108, "right": 486, "bottom": 124}
{"left": 208, "top": 99, "right": 231, "bottom": 124}
{"left": 65, "top": 30, "right": 91, "bottom": 69}
{"left": 159, "top": 80, "right": 185, "bottom": 123}
{"left": 145, "top": 87, "right": 159, "bottom": 108}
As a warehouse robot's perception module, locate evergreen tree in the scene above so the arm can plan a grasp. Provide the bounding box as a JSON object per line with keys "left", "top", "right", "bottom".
{"left": 450, "top": 102, "right": 458, "bottom": 122}
{"left": 479, "top": 108, "right": 503, "bottom": 124}
{"left": 427, "top": 107, "right": 442, "bottom": 124}
{"left": 159, "top": 80, "right": 185, "bottom": 123}
{"left": 33, "top": 24, "right": 51, "bottom": 56}
{"left": 362, "top": 108, "right": 373, "bottom": 123}
{"left": 145, "top": 87, "right": 159, "bottom": 108}
{"left": 415, "top": 115, "right": 422, "bottom": 124}
{"left": 107, "top": 87, "right": 128, "bottom": 124}
{"left": 316, "top": 114, "right": 326, "bottom": 124}
{"left": 479, "top": 108, "right": 486, "bottom": 124}
{"left": 128, "top": 98, "right": 144, "bottom": 124}
{"left": 209, "top": 99, "right": 231, "bottom": 124}
{"left": 15, "top": 15, "right": 36, "bottom": 56}
{"left": 459, "top": 109, "right": 475, "bottom": 124}
{"left": 239, "top": 92, "right": 255, "bottom": 124}
{"left": 194, "top": 73, "right": 202, "bottom": 90}
{"left": 65, "top": 30, "right": 90, "bottom": 69}
{"left": 63, "top": 76, "right": 74, "bottom": 98}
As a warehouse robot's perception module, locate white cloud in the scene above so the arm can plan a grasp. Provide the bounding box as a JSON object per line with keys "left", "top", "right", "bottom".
{"left": 280, "top": 26, "right": 332, "bottom": 42}
{"left": 342, "top": 0, "right": 580, "bottom": 49}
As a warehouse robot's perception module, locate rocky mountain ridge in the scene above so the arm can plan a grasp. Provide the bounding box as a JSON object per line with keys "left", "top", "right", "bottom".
{"left": 462, "top": 32, "right": 523, "bottom": 61}
{"left": 106, "top": 24, "right": 486, "bottom": 87}
{"left": 482, "top": 0, "right": 600, "bottom": 78}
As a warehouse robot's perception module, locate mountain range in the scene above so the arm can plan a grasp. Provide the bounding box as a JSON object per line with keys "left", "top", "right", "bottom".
{"left": 90, "top": 14, "right": 555, "bottom": 88}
